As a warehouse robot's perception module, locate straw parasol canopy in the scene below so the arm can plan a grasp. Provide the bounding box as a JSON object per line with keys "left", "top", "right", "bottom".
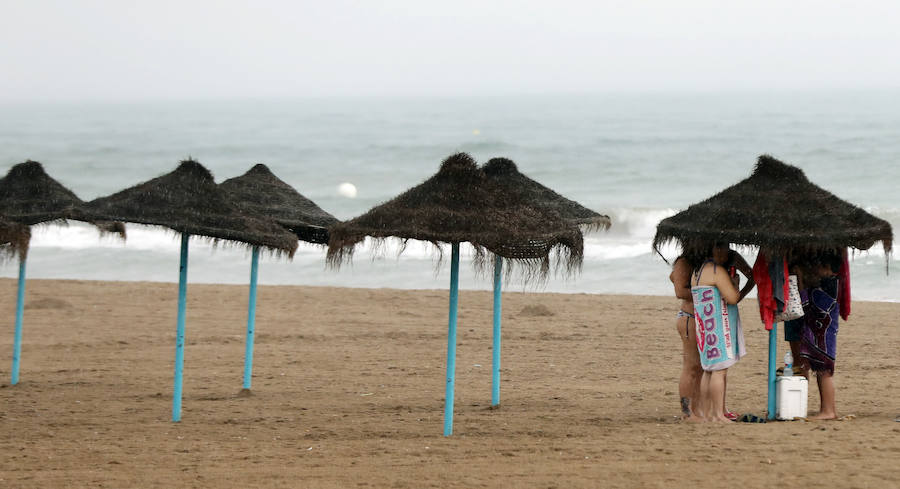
{"left": 653, "top": 155, "right": 893, "bottom": 257}
{"left": 0, "top": 217, "right": 31, "bottom": 260}
{"left": 219, "top": 164, "right": 339, "bottom": 245}
{"left": 79, "top": 159, "right": 298, "bottom": 256}
{"left": 482, "top": 157, "right": 611, "bottom": 232}
{"left": 0, "top": 160, "right": 82, "bottom": 225}
{"left": 0, "top": 160, "right": 125, "bottom": 236}
{"left": 327, "top": 153, "right": 584, "bottom": 276}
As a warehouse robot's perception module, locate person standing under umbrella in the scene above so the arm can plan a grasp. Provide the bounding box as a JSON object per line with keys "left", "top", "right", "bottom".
{"left": 670, "top": 251, "right": 703, "bottom": 420}
{"left": 798, "top": 250, "right": 843, "bottom": 420}
{"left": 691, "top": 242, "right": 747, "bottom": 422}
{"left": 714, "top": 242, "right": 755, "bottom": 420}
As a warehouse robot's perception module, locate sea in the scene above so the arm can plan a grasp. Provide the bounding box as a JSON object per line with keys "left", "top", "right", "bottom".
{"left": 1, "top": 91, "right": 898, "bottom": 301}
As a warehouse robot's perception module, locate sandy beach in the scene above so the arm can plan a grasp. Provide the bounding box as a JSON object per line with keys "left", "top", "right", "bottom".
{"left": 1, "top": 278, "right": 898, "bottom": 488}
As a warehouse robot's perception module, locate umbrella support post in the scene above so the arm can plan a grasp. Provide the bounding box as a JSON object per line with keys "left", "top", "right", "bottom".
{"left": 172, "top": 234, "right": 190, "bottom": 422}
{"left": 767, "top": 324, "right": 777, "bottom": 420}
{"left": 443, "top": 243, "right": 460, "bottom": 436}
{"left": 242, "top": 246, "right": 260, "bottom": 390}
{"left": 10, "top": 256, "right": 27, "bottom": 385}
{"left": 491, "top": 255, "right": 502, "bottom": 407}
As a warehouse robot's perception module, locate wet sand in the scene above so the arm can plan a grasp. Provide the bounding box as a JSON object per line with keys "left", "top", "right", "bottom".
{"left": 1, "top": 278, "right": 898, "bottom": 488}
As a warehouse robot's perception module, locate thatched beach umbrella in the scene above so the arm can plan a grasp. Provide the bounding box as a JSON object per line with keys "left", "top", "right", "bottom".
{"left": 653, "top": 155, "right": 892, "bottom": 256}
{"left": 653, "top": 155, "right": 893, "bottom": 419}
{"left": 0, "top": 160, "right": 124, "bottom": 385}
{"left": 220, "top": 163, "right": 339, "bottom": 391}
{"left": 328, "top": 153, "right": 584, "bottom": 436}
{"left": 0, "top": 160, "right": 79, "bottom": 225}
{"left": 481, "top": 157, "right": 611, "bottom": 406}
{"left": 81, "top": 159, "right": 298, "bottom": 421}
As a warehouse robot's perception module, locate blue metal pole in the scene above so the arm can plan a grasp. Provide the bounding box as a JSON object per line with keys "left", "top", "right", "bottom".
{"left": 491, "top": 255, "right": 502, "bottom": 406}
{"left": 10, "top": 256, "right": 27, "bottom": 385}
{"left": 767, "top": 323, "right": 777, "bottom": 420}
{"left": 443, "top": 243, "right": 460, "bottom": 436}
{"left": 172, "top": 234, "right": 190, "bottom": 422}
{"left": 242, "top": 246, "right": 260, "bottom": 390}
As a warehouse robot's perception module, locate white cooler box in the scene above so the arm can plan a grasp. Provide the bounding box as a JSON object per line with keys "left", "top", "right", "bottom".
{"left": 776, "top": 376, "right": 808, "bottom": 420}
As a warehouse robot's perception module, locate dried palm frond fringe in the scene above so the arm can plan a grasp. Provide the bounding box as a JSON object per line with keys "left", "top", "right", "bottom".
{"left": 0, "top": 218, "right": 31, "bottom": 261}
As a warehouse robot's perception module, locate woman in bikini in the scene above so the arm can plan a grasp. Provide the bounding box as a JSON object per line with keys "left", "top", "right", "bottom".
{"left": 670, "top": 253, "right": 703, "bottom": 420}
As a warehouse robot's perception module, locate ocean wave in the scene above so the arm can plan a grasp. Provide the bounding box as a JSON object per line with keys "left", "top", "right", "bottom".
{"left": 584, "top": 240, "right": 653, "bottom": 260}
{"left": 30, "top": 222, "right": 183, "bottom": 251}
{"left": 600, "top": 207, "right": 678, "bottom": 239}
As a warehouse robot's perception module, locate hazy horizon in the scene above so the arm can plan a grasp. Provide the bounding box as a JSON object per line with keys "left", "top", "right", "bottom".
{"left": 3, "top": 1, "right": 900, "bottom": 102}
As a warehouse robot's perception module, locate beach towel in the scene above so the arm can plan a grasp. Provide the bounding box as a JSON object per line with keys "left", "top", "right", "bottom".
{"left": 752, "top": 253, "right": 789, "bottom": 331}
{"left": 839, "top": 249, "right": 851, "bottom": 321}
{"left": 692, "top": 285, "right": 747, "bottom": 371}
{"left": 799, "top": 278, "right": 840, "bottom": 374}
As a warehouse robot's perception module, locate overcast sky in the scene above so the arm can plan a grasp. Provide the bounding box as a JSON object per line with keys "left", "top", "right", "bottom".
{"left": 2, "top": 0, "right": 899, "bottom": 101}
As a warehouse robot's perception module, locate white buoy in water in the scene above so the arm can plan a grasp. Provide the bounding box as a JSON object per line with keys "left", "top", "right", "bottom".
{"left": 337, "top": 182, "right": 357, "bottom": 198}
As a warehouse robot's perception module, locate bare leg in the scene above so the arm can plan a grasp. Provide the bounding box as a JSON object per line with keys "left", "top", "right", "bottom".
{"left": 695, "top": 371, "right": 712, "bottom": 422}
{"left": 707, "top": 369, "right": 730, "bottom": 422}
{"left": 688, "top": 323, "right": 703, "bottom": 418}
{"left": 722, "top": 371, "right": 731, "bottom": 417}
{"left": 678, "top": 317, "right": 703, "bottom": 421}
{"left": 812, "top": 371, "right": 837, "bottom": 420}
{"left": 789, "top": 341, "right": 810, "bottom": 379}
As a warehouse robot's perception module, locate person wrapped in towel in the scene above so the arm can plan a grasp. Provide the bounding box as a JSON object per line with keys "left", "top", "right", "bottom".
{"left": 796, "top": 251, "right": 844, "bottom": 420}
{"left": 691, "top": 243, "right": 746, "bottom": 423}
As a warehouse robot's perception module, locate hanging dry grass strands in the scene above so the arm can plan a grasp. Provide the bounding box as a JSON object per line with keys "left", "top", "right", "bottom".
{"left": 0, "top": 217, "right": 30, "bottom": 261}
{"left": 219, "top": 163, "right": 339, "bottom": 245}
{"left": 79, "top": 159, "right": 298, "bottom": 257}
{"left": 653, "top": 154, "right": 893, "bottom": 260}
{"left": 327, "top": 153, "right": 583, "bottom": 280}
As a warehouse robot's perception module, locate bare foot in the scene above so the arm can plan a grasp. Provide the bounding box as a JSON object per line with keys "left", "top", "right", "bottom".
{"left": 810, "top": 412, "right": 837, "bottom": 420}
{"left": 684, "top": 415, "right": 705, "bottom": 423}
{"left": 711, "top": 415, "right": 732, "bottom": 423}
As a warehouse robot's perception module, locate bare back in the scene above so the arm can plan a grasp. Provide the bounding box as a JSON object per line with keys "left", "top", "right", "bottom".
{"left": 670, "top": 256, "right": 694, "bottom": 313}
{"left": 693, "top": 260, "right": 740, "bottom": 305}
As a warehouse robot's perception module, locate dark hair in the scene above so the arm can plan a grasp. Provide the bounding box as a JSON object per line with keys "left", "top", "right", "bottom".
{"left": 677, "top": 248, "right": 707, "bottom": 272}
{"left": 818, "top": 250, "right": 842, "bottom": 274}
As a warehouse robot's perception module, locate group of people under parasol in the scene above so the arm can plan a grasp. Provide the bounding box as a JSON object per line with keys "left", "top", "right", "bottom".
{"left": 657, "top": 156, "right": 893, "bottom": 422}
{"left": 1, "top": 153, "right": 893, "bottom": 432}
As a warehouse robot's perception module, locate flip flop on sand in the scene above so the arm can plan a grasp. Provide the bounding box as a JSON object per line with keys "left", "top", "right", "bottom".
{"left": 724, "top": 411, "right": 739, "bottom": 421}
{"left": 738, "top": 414, "right": 766, "bottom": 423}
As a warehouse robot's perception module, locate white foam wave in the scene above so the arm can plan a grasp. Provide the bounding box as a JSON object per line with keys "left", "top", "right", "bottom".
{"left": 25, "top": 211, "right": 685, "bottom": 264}
{"left": 602, "top": 207, "right": 678, "bottom": 239}
{"left": 30, "top": 222, "right": 187, "bottom": 252}
{"left": 584, "top": 238, "right": 651, "bottom": 260}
